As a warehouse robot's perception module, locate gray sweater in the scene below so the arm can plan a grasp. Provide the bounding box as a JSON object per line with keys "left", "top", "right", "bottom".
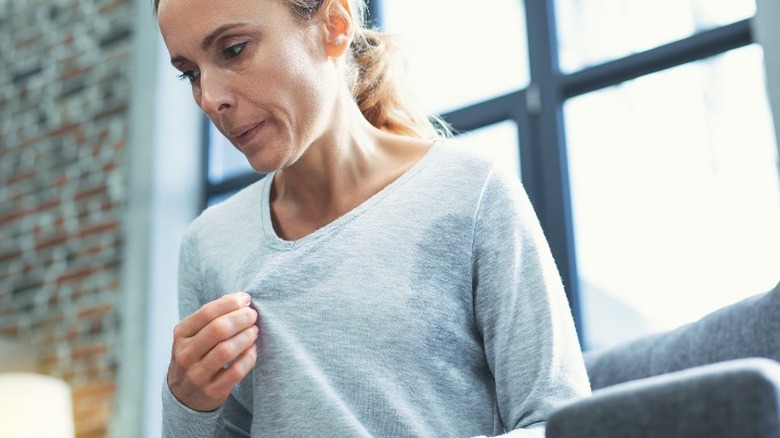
{"left": 162, "top": 143, "right": 590, "bottom": 437}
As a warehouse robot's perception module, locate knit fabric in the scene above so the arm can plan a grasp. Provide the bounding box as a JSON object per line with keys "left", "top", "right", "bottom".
{"left": 162, "top": 142, "right": 590, "bottom": 437}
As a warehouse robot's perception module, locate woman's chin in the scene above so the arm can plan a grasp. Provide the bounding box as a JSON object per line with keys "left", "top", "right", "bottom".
{"left": 245, "top": 153, "right": 288, "bottom": 174}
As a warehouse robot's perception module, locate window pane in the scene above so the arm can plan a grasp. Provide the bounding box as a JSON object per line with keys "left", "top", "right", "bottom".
{"left": 448, "top": 121, "right": 521, "bottom": 179}
{"left": 208, "top": 122, "right": 253, "bottom": 184}
{"left": 565, "top": 45, "right": 780, "bottom": 349}
{"left": 555, "top": 0, "right": 756, "bottom": 73}
{"left": 381, "top": 0, "right": 529, "bottom": 114}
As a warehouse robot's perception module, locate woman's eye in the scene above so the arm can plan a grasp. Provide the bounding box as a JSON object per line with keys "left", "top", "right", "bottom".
{"left": 223, "top": 42, "right": 247, "bottom": 58}
{"left": 177, "top": 70, "right": 200, "bottom": 82}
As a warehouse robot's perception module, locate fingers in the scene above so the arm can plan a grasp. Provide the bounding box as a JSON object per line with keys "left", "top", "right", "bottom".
{"left": 167, "top": 292, "right": 260, "bottom": 412}
{"left": 207, "top": 339, "right": 258, "bottom": 399}
{"left": 202, "top": 306, "right": 259, "bottom": 342}
{"left": 186, "top": 342, "right": 257, "bottom": 410}
{"left": 183, "top": 306, "right": 258, "bottom": 362}
{"left": 187, "top": 323, "right": 259, "bottom": 385}
{"left": 175, "top": 292, "right": 252, "bottom": 338}
{"left": 174, "top": 306, "right": 257, "bottom": 375}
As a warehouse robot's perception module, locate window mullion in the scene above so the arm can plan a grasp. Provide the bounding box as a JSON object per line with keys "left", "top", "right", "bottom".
{"left": 523, "top": 0, "right": 583, "bottom": 340}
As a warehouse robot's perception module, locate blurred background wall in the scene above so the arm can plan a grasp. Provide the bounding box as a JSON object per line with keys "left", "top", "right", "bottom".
{"left": 1, "top": 0, "right": 779, "bottom": 437}
{"left": 0, "top": 0, "right": 133, "bottom": 435}
{"left": 0, "top": 0, "right": 201, "bottom": 436}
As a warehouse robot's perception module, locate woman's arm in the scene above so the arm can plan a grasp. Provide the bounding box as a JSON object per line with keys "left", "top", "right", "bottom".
{"left": 162, "top": 230, "right": 257, "bottom": 437}
{"left": 471, "top": 166, "right": 591, "bottom": 437}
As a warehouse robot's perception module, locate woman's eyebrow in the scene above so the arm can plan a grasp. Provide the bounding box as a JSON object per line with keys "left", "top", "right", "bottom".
{"left": 169, "top": 22, "right": 249, "bottom": 66}
{"left": 201, "top": 22, "right": 249, "bottom": 50}
{"left": 170, "top": 55, "right": 187, "bottom": 67}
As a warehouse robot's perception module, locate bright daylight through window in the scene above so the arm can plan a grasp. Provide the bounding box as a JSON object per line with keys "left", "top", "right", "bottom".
{"left": 557, "top": 0, "right": 780, "bottom": 348}
{"left": 203, "top": 0, "right": 780, "bottom": 351}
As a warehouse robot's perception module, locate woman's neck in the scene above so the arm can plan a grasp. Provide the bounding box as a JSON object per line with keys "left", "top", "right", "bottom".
{"left": 269, "top": 105, "right": 432, "bottom": 240}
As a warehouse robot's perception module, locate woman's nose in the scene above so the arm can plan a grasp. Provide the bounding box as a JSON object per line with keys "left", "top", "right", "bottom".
{"left": 196, "top": 69, "right": 233, "bottom": 116}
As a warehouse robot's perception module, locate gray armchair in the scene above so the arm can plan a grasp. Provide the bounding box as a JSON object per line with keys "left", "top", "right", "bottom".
{"left": 547, "top": 281, "right": 780, "bottom": 438}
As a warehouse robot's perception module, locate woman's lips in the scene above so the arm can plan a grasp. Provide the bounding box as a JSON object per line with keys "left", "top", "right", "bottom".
{"left": 232, "top": 122, "right": 264, "bottom": 147}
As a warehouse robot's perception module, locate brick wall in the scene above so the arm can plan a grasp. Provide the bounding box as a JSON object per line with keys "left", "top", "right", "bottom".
{"left": 0, "top": 0, "right": 135, "bottom": 436}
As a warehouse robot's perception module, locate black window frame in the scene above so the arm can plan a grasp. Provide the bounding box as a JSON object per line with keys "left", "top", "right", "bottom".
{"left": 200, "top": 0, "right": 754, "bottom": 345}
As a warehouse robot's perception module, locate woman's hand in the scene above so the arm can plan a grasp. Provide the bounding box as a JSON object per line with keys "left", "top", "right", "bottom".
{"left": 167, "top": 292, "right": 259, "bottom": 412}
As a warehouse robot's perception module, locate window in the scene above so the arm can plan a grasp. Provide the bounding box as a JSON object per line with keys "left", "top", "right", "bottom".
{"left": 203, "top": 122, "right": 261, "bottom": 209}
{"left": 551, "top": 0, "right": 780, "bottom": 349}
{"left": 379, "top": 0, "right": 527, "bottom": 179}
{"left": 448, "top": 121, "right": 521, "bottom": 179}
{"left": 556, "top": 0, "right": 755, "bottom": 72}
{"left": 199, "top": 0, "right": 780, "bottom": 350}
{"left": 381, "top": 0, "right": 529, "bottom": 114}
{"left": 565, "top": 44, "right": 780, "bottom": 347}
{"left": 207, "top": 123, "right": 253, "bottom": 186}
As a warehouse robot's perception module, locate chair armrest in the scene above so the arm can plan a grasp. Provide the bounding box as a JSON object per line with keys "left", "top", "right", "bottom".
{"left": 546, "top": 358, "right": 780, "bottom": 438}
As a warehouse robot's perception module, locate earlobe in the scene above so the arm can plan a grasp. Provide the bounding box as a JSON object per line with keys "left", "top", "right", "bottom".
{"left": 324, "top": 0, "right": 354, "bottom": 58}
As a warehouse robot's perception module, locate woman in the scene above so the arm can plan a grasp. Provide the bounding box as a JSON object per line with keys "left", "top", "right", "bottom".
{"left": 157, "top": 0, "right": 590, "bottom": 436}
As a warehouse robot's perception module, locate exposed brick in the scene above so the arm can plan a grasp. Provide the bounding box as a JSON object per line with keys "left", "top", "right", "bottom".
{"left": 101, "top": 161, "right": 116, "bottom": 173}
{"left": 72, "top": 380, "right": 116, "bottom": 400}
{"left": 40, "top": 353, "right": 59, "bottom": 372}
{"left": 7, "top": 169, "right": 36, "bottom": 184}
{"left": 11, "top": 63, "right": 43, "bottom": 85}
{"left": 0, "top": 208, "right": 29, "bottom": 227}
{"left": 99, "top": 0, "right": 129, "bottom": 14}
{"left": 0, "top": 249, "right": 22, "bottom": 264}
{"left": 11, "top": 277, "right": 43, "bottom": 298}
{"left": 36, "top": 232, "right": 70, "bottom": 251}
{"left": 15, "top": 135, "right": 40, "bottom": 149}
{"left": 60, "top": 65, "right": 92, "bottom": 80}
{"left": 57, "top": 266, "right": 100, "bottom": 286}
{"left": 78, "top": 244, "right": 104, "bottom": 258}
{"left": 53, "top": 174, "right": 68, "bottom": 188}
{"left": 0, "top": 325, "right": 19, "bottom": 337}
{"left": 57, "top": 60, "right": 79, "bottom": 82}
{"left": 74, "top": 186, "right": 106, "bottom": 202}
{"left": 76, "top": 303, "right": 112, "bottom": 321}
{"left": 16, "top": 32, "right": 43, "bottom": 47}
{"left": 32, "top": 313, "right": 64, "bottom": 332}
{"left": 71, "top": 342, "right": 108, "bottom": 361}
{"left": 74, "top": 401, "right": 112, "bottom": 434}
{"left": 2, "top": 0, "right": 133, "bottom": 435}
{"left": 35, "top": 197, "right": 61, "bottom": 213}
{"left": 77, "top": 220, "right": 118, "bottom": 238}
{"left": 95, "top": 105, "right": 126, "bottom": 121}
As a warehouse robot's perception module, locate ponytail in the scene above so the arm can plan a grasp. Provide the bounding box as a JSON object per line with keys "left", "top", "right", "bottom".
{"left": 154, "top": 0, "right": 450, "bottom": 139}
{"left": 349, "top": 27, "right": 451, "bottom": 139}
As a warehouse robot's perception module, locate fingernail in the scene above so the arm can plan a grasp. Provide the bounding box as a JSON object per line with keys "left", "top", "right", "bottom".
{"left": 242, "top": 293, "right": 251, "bottom": 305}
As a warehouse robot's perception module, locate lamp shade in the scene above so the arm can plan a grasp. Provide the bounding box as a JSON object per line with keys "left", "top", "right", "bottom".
{"left": 0, "top": 373, "right": 74, "bottom": 438}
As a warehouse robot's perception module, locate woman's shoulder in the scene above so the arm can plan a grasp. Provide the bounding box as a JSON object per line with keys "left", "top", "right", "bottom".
{"left": 185, "top": 176, "right": 268, "bottom": 237}
{"left": 389, "top": 140, "right": 521, "bottom": 218}
{"left": 427, "top": 140, "right": 531, "bottom": 211}
{"left": 422, "top": 140, "right": 518, "bottom": 190}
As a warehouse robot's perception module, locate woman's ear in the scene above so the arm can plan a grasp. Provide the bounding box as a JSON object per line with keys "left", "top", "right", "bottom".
{"left": 323, "top": 0, "right": 354, "bottom": 58}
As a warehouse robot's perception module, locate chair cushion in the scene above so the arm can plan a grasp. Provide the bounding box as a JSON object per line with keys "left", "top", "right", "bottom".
{"left": 585, "top": 281, "right": 780, "bottom": 390}
{"left": 548, "top": 358, "right": 780, "bottom": 438}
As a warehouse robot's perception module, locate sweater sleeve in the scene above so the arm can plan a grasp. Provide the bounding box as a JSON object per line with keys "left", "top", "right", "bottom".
{"left": 471, "top": 167, "right": 591, "bottom": 437}
{"left": 161, "top": 227, "right": 227, "bottom": 438}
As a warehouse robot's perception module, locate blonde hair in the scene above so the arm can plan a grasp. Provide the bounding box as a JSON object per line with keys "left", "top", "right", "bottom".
{"left": 154, "top": 0, "right": 450, "bottom": 139}
{"left": 288, "top": 0, "right": 450, "bottom": 139}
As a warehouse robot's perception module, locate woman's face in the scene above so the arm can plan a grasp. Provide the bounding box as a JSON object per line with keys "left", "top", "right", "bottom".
{"left": 158, "top": 0, "right": 338, "bottom": 172}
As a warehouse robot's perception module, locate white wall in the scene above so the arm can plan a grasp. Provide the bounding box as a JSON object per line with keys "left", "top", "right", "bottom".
{"left": 118, "top": 1, "right": 202, "bottom": 436}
